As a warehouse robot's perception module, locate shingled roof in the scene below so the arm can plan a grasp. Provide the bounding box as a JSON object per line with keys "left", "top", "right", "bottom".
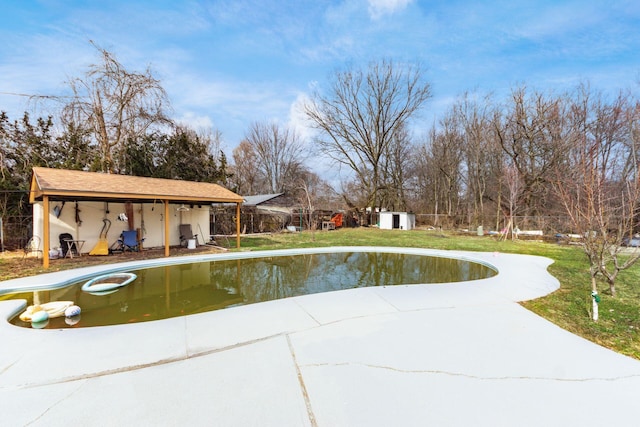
{"left": 29, "top": 167, "right": 244, "bottom": 204}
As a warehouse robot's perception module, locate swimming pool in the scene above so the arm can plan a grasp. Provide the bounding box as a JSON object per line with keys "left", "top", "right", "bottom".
{"left": 1, "top": 247, "right": 497, "bottom": 329}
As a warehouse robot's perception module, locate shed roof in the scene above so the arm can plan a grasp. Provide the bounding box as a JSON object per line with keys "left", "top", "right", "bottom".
{"left": 29, "top": 167, "right": 244, "bottom": 204}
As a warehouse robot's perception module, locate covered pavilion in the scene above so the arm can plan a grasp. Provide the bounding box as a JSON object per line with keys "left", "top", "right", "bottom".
{"left": 29, "top": 167, "right": 244, "bottom": 268}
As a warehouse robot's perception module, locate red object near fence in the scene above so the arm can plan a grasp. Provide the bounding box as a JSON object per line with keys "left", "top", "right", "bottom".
{"left": 330, "top": 213, "right": 343, "bottom": 228}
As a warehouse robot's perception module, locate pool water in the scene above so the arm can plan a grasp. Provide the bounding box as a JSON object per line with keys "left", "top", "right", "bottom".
{"left": 8, "top": 251, "right": 495, "bottom": 329}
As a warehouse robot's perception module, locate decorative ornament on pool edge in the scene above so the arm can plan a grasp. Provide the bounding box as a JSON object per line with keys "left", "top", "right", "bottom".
{"left": 65, "top": 305, "right": 81, "bottom": 318}
{"left": 32, "top": 319, "right": 49, "bottom": 329}
{"left": 31, "top": 310, "right": 49, "bottom": 323}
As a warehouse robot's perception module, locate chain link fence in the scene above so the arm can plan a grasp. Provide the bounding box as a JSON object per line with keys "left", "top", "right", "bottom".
{"left": 414, "top": 213, "right": 571, "bottom": 235}
{"left": 1, "top": 215, "right": 33, "bottom": 251}
{"left": 2, "top": 211, "right": 574, "bottom": 252}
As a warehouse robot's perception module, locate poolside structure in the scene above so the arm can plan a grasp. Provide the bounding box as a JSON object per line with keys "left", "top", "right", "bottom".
{"left": 29, "top": 167, "right": 244, "bottom": 268}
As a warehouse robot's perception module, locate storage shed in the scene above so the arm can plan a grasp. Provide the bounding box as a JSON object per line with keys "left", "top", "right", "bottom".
{"left": 379, "top": 211, "right": 415, "bottom": 230}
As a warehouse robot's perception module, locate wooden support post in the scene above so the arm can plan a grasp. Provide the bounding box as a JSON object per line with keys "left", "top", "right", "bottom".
{"left": 236, "top": 202, "right": 241, "bottom": 249}
{"left": 164, "top": 200, "right": 170, "bottom": 257}
{"left": 43, "top": 196, "right": 50, "bottom": 269}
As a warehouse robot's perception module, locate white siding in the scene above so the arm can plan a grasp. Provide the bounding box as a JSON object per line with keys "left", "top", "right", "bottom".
{"left": 33, "top": 201, "right": 210, "bottom": 252}
{"left": 378, "top": 212, "right": 415, "bottom": 230}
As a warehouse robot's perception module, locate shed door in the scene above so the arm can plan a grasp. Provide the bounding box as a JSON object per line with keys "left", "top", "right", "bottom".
{"left": 392, "top": 214, "right": 400, "bottom": 229}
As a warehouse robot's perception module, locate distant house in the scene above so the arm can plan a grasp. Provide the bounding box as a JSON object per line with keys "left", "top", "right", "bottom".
{"left": 215, "top": 192, "right": 346, "bottom": 233}
{"left": 235, "top": 193, "right": 299, "bottom": 233}
{"left": 238, "top": 193, "right": 342, "bottom": 232}
{"left": 379, "top": 211, "right": 416, "bottom": 230}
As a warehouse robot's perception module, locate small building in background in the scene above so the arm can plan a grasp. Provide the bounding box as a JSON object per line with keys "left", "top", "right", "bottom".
{"left": 379, "top": 211, "right": 415, "bottom": 230}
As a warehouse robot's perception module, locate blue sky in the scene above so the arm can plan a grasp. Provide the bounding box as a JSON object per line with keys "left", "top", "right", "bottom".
{"left": 1, "top": 0, "right": 639, "bottom": 167}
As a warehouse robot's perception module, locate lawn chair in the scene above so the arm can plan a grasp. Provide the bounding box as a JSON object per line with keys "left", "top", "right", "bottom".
{"left": 117, "top": 230, "right": 144, "bottom": 252}
{"left": 179, "top": 224, "right": 198, "bottom": 247}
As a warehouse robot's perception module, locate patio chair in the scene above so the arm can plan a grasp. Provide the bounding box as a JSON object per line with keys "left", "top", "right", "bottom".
{"left": 117, "top": 230, "right": 144, "bottom": 252}
{"left": 179, "top": 224, "right": 198, "bottom": 247}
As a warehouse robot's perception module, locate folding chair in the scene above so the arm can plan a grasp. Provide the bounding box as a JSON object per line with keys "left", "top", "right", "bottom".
{"left": 118, "top": 230, "right": 144, "bottom": 252}
{"left": 179, "top": 224, "right": 198, "bottom": 247}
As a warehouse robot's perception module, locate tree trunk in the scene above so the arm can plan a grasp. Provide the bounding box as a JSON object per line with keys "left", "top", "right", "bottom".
{"left": 608, "top": 278, "right": 616, "bottom": 297}
{"left": 591, "top": 276, "right": 599, "bottom": 321}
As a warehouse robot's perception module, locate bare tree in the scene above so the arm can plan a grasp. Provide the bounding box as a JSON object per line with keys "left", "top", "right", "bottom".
{"left": 414, "top": 112, "right": 464, "bottom": 226}
{"left": 494, "top": 86, "right": 569, "bottom": 222}
{"left": 454, "top": 92, "right": 500, "bottom": 227}
{"left": 62, "top": 43, "right": 171, "bottom": 172}
{"left": 298, "top": 177, "right": 317, "bottom": 240}
{"left": 231, "top": 140, "right": 260, "bottom": 195}
{"left": 502, "top": 163, "right": 522, "bottom": 240}
{"left": 340, "top": 178, "right": 373, "bottom": 220}
{"left": 245, "top": 121, "right": 306, "bottom": 194}
{"left": 554, "top": 86, "right": 640, "bottom": 319}
{"left": 379, "top": 124, "right": 413, "bottom": 211}
{"left": 193, "top": 127, "right": 225, "bottom": 165}
{"left": 304, "top": 59, "right": 431, "bottom": 219}
{"left": 409, "top": 142, "right": 439, "bottom": 224}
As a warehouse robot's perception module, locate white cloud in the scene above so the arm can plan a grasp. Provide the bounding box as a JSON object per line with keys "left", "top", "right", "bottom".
{"left": 367, "top": 0, "right": 414, "bottom": 20}
{"left": 0, "top": 32, "right": 96, "bottom": 119}
{"left": 287, "top": 91, "right": 315, "bottom": 144}
{"left": 175, "top": 112, "right": 214, "bottom": 130}
{"left": 298, "top": 35, "right": 356, "bottom": 62}
{"left": 163, "top": 69, "right": 304, "bottom": 146}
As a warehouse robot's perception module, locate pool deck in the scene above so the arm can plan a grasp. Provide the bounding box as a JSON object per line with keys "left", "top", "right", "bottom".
{"left": 2, "top": 247, "right": 640, "bottom": 426}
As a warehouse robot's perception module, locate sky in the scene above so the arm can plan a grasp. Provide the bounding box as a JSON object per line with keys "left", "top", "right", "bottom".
{"left": 1, "top": 0, "right": 639, "bottom": 176}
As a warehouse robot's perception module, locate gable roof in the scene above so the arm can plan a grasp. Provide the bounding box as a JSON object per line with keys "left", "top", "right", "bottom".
{"left": 29, "top": 167, "right": 244, "bottom": 204}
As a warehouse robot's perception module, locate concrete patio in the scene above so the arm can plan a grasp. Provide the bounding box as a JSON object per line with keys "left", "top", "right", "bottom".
{"left": 1, "top": 247, "right": 640, "bottom": 426}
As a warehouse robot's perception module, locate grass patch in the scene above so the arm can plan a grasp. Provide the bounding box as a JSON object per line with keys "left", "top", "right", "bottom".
{"left": 3, "top": 227, "right": 640, "bottom": 359}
